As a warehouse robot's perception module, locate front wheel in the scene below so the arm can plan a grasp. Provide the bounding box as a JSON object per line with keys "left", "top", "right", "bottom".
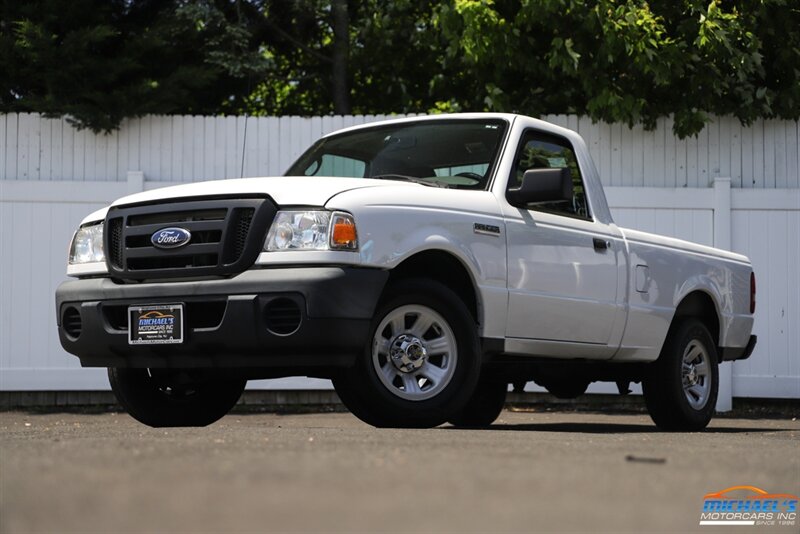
{"left": 448, "top": 375, "right": 508, "bottom": 428}
{"left": 108, "top": 368, "right": 246, "bottom": 427}
{"left": 642, "top": 318, "right": 719, "bottom": 431}
{"left": 334, "top": 279, "right": 481, "bottom": 428}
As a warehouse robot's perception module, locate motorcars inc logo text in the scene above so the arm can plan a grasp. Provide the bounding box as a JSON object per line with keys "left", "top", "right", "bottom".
{"left": 700, "top": 486, "right": 798, "bottom": 527}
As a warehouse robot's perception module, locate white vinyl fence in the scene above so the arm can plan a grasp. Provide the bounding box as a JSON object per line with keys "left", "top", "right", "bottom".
{"left": 1, "top": 113, "right": 798, "bottom": 403}
{"left": 1, "top": 113, "right": 798, "bottom": 188}
{"left": 1, "top": 175, "right": 797, "bottom": 403}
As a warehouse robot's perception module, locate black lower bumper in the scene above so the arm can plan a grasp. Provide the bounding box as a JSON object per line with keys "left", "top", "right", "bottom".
{"left": 720, "top": 335, "right": 758, "bottom": 362}
{"left": 56, "top": 267, "right": 388, "bottom": 369}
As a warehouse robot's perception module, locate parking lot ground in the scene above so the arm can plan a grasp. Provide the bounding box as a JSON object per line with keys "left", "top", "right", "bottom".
{"left": 1, "top": 409, "right": 798, "bottom": 533}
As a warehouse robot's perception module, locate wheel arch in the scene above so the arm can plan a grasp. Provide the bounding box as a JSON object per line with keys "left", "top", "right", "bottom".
{"left": 386, "top": 249, "right": 480, "bottom": 326}
{"left": 671, "top": 290, "right": 721, "bottom": 359}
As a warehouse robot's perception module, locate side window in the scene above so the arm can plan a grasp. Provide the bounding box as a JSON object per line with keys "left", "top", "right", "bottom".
{"left": 509, "top": 131, "right": 590, "bottom": 220}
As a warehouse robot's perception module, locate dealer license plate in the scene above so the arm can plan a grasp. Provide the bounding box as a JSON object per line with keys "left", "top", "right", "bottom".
{"left": 128, "top": 304, "right": 184, "bottom": 345}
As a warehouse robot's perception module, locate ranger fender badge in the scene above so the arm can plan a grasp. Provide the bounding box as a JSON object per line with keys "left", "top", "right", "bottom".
{"left": 473, "top": 223, "right": 501, "bottom": 236}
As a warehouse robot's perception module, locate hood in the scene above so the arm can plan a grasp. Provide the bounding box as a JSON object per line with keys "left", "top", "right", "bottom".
{"left": 110, "top": 176, "right": 418, "bottom": 209}
{"left": 78, "top": 176, "right": 422, "bottom": 225}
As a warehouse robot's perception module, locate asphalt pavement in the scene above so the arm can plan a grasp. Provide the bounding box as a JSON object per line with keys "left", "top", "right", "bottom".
{"left": 1, "top": 409, "right": 798, "bottom": 533}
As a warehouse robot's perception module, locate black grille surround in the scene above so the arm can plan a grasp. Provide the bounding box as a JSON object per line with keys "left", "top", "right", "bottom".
{"left": 104, "top": 196, "right": 277, "bottom": 281}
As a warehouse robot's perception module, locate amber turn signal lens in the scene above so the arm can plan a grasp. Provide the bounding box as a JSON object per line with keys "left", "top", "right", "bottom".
{"left": 333, "top": 223, "right": 356, "bottom": 243}
{"left": 330, "top": 213, "right": 358, "bottom": 250}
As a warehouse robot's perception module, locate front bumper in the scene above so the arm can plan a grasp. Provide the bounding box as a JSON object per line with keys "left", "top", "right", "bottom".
{"left": 56, "top": 267, "right": 388, "bottom": 369}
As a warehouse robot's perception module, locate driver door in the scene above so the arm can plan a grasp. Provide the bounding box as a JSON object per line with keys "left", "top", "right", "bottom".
{"left": 503, "top": 130, "right": 622, "bottom": 357}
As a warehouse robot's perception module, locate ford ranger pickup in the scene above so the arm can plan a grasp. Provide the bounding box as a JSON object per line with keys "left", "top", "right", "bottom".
{"left": 56, "top": 113, "right": 757, "bottom": 430}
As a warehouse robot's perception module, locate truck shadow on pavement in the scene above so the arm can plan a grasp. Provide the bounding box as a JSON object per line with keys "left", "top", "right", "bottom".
{"left": 447, "top": 422, "right": 796, "bottom": 434}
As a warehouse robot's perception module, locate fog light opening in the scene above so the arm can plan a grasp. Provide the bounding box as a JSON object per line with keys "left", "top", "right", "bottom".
{"left": 264, "top": 298, "right": 302, "bottom": 336}
{"left": 62, "top": 306, "right": 83, "bottom": 339}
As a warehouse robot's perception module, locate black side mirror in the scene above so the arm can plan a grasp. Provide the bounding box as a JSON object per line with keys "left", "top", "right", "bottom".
{"left": 506, "top": 168, "right": 572, "bottom": 208}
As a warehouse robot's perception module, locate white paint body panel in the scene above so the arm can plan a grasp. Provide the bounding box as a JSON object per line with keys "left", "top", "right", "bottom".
{"left": 326, "top": 186, "right": 508, "bottom": 338}
{"left": 617, "top": 228, "right": 754, "bottom": 360}
{"left": 503, "top": 212, "right": 623, "bottom": 351}
{"left": 110, "top": 176, "right": 418, "bottom": 208}
{"left": 63, "top": 113, "right": 755, "bottom": 362}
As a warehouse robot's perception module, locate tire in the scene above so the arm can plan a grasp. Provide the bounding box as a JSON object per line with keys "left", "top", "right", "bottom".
{"left": 108, "top": 368, "right": 246, "bottom": 428}
{"left": 642, "top": 318, "right": 719, "bottom": 431}
{"left": 333, "top": 278, "right": 481, "bottom": 428}
{"left": 331, "top": 370, "right": 390, "bottom": 426}
{"left": 541, "top": 379, "right": 590, "bottom": 400}
{"left": 448, "top": 376, "right": 508, "bottom": 428}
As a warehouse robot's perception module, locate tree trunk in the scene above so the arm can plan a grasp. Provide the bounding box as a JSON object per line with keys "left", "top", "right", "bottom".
{"left": 331, "top": 0, "right": 351, "bottom": 115}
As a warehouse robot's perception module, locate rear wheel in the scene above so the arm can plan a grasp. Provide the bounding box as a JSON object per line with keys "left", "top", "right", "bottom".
{"left": 448, "top": 376, "right": 507, "bottom": 428}
{"left": 333, "top": 279, "right": 481, "bottom": 428}
{"left": 108, "top": 368, "right": 246, "bottom": 428}
{"left": 643, "top": 318, "right": 719, "bottom": 431}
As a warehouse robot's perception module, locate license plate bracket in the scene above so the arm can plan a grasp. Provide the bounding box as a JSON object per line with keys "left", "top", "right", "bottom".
{"left": 128, "top": 304, "right": 184, "bottom": 345}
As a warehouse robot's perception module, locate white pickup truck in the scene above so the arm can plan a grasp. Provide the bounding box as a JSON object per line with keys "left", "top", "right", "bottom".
{"left": 56, "top": 113, "right": 757, "bottom": 431}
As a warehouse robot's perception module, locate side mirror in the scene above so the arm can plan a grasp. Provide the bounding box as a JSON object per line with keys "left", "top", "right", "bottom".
{"left": 506, "top": 168, "right": 572, "bottom": 208}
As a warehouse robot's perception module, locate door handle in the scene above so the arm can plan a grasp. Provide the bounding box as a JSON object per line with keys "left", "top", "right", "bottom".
{"left": 593, "top": 237, "right": 610, "bottom": 251}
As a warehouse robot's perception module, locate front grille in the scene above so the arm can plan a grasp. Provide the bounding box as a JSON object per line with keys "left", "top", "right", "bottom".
{"left": 104, "top": 196, "right": 276, "bottom": 280}
{"left": 108, "top": 218, "right": 123, "bottom": 269}
{"left": 229, "top": 208, "right": 255, "bottom": 262}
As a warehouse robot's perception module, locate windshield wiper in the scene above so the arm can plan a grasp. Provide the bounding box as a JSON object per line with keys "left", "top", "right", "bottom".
{"left": 369, "top": 174, "right": 449, "bottom": 188}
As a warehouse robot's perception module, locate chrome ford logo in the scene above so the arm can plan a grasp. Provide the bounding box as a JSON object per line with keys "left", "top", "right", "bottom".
{"left": 151, "top": 227, "right": 191, "bottom": 249}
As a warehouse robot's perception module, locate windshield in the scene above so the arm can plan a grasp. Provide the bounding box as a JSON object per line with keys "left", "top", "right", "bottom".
{"left": 285, "top": 119, "right": 508, "bottom": 190}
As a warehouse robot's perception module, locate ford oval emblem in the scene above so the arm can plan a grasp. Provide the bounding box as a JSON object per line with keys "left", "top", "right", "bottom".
{"left": 151, "top": 227, "right": 192, "bottom": 249}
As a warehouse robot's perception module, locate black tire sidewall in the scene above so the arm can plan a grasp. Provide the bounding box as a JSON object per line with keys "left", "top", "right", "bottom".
{"left": 108, "top": 368, "right": 245, "bottom": 427}
{"left": 644, "top": 319, "right": 719, "bottom": 431}
{"left": 673, "top": 321, "right": 719, "bottom": 425}
{"left": 448, "top": 375, "right": 507, "bottom": 427}
{"left": 341, "top": 278, "right": 481, "bottom": 427}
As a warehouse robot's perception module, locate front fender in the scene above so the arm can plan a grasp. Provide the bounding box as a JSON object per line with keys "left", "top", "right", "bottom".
{"left": 328, "top": 188, "right": 508, "bottom": 337}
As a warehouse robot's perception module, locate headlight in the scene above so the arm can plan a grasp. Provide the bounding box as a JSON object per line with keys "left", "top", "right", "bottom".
{"left": 69, "top": 223, "right": 105, "bottom": 264}
{"left": 264, "top": 210, "right": 358, "bottom": 251}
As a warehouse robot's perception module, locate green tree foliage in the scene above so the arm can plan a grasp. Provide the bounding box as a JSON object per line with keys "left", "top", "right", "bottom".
{"left": 241, "top": 0, "right": 353, "bottom": 115}
{"left": 244, "top": 0, "right": 451, "bottom": 117}
{"left": 0, "top": 0, "right": 269, "bottom": 132}
{"left": 1, "top": 0, "right": 798, "bottom": 137}
{"left": 435, "top": 0, "right": 799, "bottom": 136}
